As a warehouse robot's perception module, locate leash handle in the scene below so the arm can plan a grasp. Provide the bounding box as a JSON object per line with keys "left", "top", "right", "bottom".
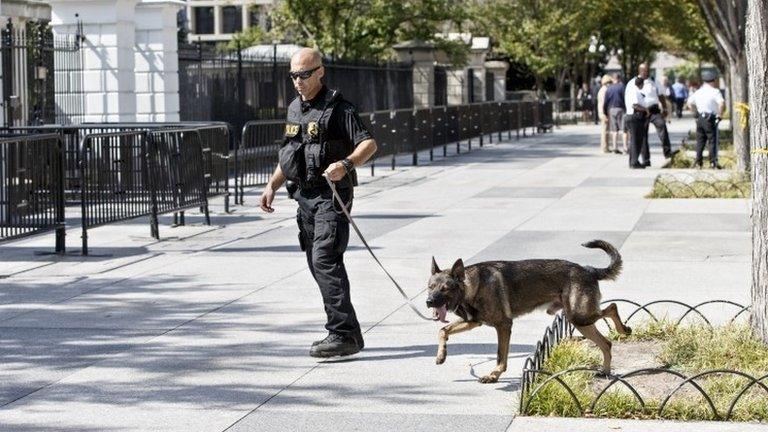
{"left": 324, "top": 175, "right": 433, "bottom": 321}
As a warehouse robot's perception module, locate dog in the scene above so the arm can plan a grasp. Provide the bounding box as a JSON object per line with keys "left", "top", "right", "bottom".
{"left": 426, "top": 240, "right": 631, "bottom": 383}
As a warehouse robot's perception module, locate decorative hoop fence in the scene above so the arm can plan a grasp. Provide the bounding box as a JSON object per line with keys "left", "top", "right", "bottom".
{"left": 519, "top": 299, "right": 768, "bottom": 421}
{"left": 650, "top": 172, "right": 750, "bottom": 199}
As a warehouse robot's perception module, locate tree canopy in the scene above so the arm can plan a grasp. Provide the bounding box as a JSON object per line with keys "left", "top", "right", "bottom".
{"left": 269, "top": 0, "right": 470, "bottom": 64}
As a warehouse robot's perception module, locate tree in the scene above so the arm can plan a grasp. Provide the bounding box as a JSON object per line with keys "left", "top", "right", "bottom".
{"left": 599, "top": 0, "right": 661, "bottom": 78}
{"left": 697, "top": 0, "right": 749, "bottom": 172}
{"left": 476, "top": 0, "right": 602, "bottom": 98}
{"left": 746, "top": 0, "right": 768, "bottom": 343}
{"left": 219, "top": 26, "right": 272, "bottom": 52}
{"left": 270, "top": 0, "right": 469, "bottom": 63}
{"left": 654, "top": 0, "right": 718, "bottom": 66}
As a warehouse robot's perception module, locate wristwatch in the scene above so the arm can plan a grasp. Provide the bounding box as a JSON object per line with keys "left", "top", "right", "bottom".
{"left": 340, "top": 158, "right": 354, "bottom": 174}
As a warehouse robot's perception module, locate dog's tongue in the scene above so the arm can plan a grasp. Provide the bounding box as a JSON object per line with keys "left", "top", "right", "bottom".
{"left": 432, "top": 305, "right": 448, "bottom": 323}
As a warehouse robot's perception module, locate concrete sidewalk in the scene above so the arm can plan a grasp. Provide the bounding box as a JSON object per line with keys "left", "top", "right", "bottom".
{"left": 0, "top": 118, "right": 756, "bottom": 431}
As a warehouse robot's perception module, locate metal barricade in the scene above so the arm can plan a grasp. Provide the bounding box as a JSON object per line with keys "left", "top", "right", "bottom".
{"left": 78, "top": 131, "right": 153, "bottom": 254}
{"left": 0, "top": 133, "right": 65, "bottom": 251}
{"left": 196, "top": 124, "right": 232, "bottom": 211}
{"left": 468, "top": 103, "right": 482, "bottom": 147}
{"left": 431, "top": 106, "right": 447, "bottom": 158}
{"left": 237, "top": 119, "right": 284, "bottom": 203}
{"left": 148, "top": 128, "right": 211, "bottom": 234}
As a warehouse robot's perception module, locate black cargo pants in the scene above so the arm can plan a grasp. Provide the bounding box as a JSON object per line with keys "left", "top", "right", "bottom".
{"left": 296, "top": 185, "right": 360, "bottom": 337}
{"left": 695, "top": 114, "right": 718, "bottom": 167}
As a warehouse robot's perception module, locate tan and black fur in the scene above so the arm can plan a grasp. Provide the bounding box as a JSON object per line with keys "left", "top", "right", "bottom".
{"left": 426, "top": 240, "right": 631, "bottom": 383}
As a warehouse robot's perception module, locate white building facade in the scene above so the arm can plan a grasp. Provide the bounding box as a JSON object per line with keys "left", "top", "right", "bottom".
{"left": 49, "top": 0, "right": 185, "bottom": 122}
{"left": 185, "top": 0, "right": 274, "bottom": 44}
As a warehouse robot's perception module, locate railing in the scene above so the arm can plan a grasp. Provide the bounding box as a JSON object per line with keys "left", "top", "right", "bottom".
{"left": 236, "top": 100, "right": 553, "bottom": 198}
{"left": 1, "top": 100, "right": 553, "bottom": 252}
{"left": 0, "top": 133, "right": 65, "bottom": 251}
{"left": 519, "top": 299, "right": 765, "bottom": 421}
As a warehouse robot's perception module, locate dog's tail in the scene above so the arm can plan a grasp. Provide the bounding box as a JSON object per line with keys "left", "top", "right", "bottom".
{"left": 582, "top": 240, "right": 622, "bottom": 281}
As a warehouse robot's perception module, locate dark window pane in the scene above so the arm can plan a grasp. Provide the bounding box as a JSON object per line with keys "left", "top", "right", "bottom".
{"left": 222, "top": 6, "right": 243, "bottom": 34}
{"left": 194, "top": 7, "right": 214, "bottom": 35}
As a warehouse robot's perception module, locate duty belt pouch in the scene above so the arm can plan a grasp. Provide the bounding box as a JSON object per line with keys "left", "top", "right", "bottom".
{"left": 279, "top": 123, "right": 305, "bottom": 184}
{"left": 304, "top": 140, "right": 324, "bottom": 185}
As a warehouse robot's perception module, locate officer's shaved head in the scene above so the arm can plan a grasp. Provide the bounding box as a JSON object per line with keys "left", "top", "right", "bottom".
{"left": 291, "top": 48, "right": 323, "bottom": 69}
{"left": 290, "top": 48, "right": 325, "bottom": 101}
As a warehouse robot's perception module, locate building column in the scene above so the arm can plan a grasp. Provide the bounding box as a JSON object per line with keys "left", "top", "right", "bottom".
{"left": 393, "top": 40, "right": 437, "bottom": 108}
{"left": 467, "top": 44, "right": 489, "bottom": 103}
{"left": 484, "top": 60, "right": 509, "bottom": 101}
{"left": 446, "top": 69, "right": 465, "bottom": 105}
{"left": 213, "top": 4, "right": 222, "bottom": 36}
{"left": 134, "top": 0, "right": 184, "bottom": 122}
{"left": 50, "top": 0, "right": 139, "bottom": 122}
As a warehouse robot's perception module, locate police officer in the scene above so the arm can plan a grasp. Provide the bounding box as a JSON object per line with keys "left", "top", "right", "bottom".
{"left": 631, "top": 63, "right": 674, "bottom": 165}
{"left": 259, "top": 48, "right": 378, "bottom": 357}
{"left": 624, "top": 76, "right": 650, "bottom": 169}
{"left": 687, "top": 71, "right": 725, "bottom": 169}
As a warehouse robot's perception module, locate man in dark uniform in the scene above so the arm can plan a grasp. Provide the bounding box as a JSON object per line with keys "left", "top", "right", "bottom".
{"left": 259, "top": 48, "right": 378, "bottom": 357}
{"left": 687, "top": 70, "right": 725, "bottom": 169}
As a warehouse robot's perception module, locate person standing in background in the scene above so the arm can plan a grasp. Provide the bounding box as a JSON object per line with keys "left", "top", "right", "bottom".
{"left": 596, "top": 74, "right": 613, "bottom": 153}
{"left": 604, "top": 73, "right": 627, "bottom": 154}
{"left": 672, "top": 76, "right": 688, "bottom": 119}
{"left": 687, "top": 70, "right": 725, "bottom": 169}
{"left": 625, "top": 76, "right": 649, "bottom": 169}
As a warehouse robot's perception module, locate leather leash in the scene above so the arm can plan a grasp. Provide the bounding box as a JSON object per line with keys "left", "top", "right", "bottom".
{"left": 324, "top": 175, "right": 433, "bottom": 321}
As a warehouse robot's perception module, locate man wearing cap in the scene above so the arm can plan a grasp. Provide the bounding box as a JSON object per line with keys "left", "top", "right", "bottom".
{"left": 687, "top": 71, "right": 725, "bottom": 169}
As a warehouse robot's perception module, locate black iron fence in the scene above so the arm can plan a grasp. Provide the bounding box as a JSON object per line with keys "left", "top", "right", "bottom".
{"left": 236, "top": 100, "right": 553, "bottom": 200}
{"left": 0, "top": 133, "right": 65, "bottom": 250}
{"left": 552, "top": 97, "right": 580, "bottom": 125}
{"left": 178, "top": 44, "right": 413, "bottom": 133}
{"left": 1, "top": 99, "right": 553, "bottom": 253}
{"left": 1, "top": 123, "right": 232, "bottom": 255}
{"left": 520, "top": 299, "right": 766, "bottom": 421}
{"left": 1, "top": 19, "right": 84, "bottom": 128}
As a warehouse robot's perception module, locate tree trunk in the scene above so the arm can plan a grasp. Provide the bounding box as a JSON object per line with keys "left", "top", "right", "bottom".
{"left": 728, "top": 53, "right": 750, "bottom": 172}
{"left": 746, "top": 0, "right": 768, "bottom": 343}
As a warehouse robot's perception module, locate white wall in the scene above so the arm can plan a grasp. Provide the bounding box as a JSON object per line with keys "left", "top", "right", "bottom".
{"left": 50, "top": 0, "right": 183, "bottom": 123}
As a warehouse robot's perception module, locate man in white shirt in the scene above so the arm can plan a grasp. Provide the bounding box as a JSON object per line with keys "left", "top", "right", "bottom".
{"left": 624, "top": 76, "right": 650, "bottom": 168}
{"left": 688, "top": 71, "right": 725, "bottom": 169}
{"left": 636, "top": 63, "right": 673, "bottom": 165}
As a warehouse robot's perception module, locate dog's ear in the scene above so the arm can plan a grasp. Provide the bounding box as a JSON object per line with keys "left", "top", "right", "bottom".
{"left": 450, "top": 258, "right": 465, "bottom": 280}
{"left": 431, "top": 256, "right": 440, "bottom": 274}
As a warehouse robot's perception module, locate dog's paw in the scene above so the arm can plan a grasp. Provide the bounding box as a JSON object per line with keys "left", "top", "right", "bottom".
{"left": 595, "top": 370, "right": 613, "bottom": 379}
{"left": 479, "top": 374, "right": 499, "bottom": 384}
{"left": 623, "top": 325, "right": 633, "bottom": 336}
{"left": 435, "top": 351, "right": 446, "bottom": 365}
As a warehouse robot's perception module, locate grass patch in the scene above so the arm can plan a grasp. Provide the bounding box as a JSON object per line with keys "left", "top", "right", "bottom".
{"left": 524, "top": 339, "right": 600, "bottom": 417}
{"left": 647, "top": 172, "right": 750, "bottom": 198}
{"left": 525, "top": 321, "right": 768, "bottom": 421}
{"left": 664, "top": 141, "right": 736, "bottom": 170}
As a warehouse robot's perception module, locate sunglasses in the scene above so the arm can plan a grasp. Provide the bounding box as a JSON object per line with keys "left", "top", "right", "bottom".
{"left": 289, "top": 66, "right": 321, "bottom": 81}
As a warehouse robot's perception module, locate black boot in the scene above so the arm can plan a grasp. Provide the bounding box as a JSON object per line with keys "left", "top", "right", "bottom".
{"left": 309, "top": 333, "right": 361, "bottom": 358}
{"left": 313, "top": 331, "right": 364, "bottom": 350}
{"left": 312, "top": 330, "right": 365, "bottom": 350}
{"left": 312, "top": 333, "right": 334, "bottom": 347}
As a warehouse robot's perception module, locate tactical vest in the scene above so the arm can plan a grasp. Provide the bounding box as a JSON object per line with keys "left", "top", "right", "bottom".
{"left": 279, "top": 88, "right": 358, "bottom": 190}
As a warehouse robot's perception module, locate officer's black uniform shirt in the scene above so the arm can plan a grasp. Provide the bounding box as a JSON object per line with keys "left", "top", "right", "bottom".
{"left": 300, "top": 85, "right": 373, "bottom": 147}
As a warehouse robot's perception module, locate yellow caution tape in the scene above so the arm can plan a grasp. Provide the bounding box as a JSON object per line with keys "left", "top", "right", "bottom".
{"left": 734, "top": 102, "right": 749, "bottom": 131}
